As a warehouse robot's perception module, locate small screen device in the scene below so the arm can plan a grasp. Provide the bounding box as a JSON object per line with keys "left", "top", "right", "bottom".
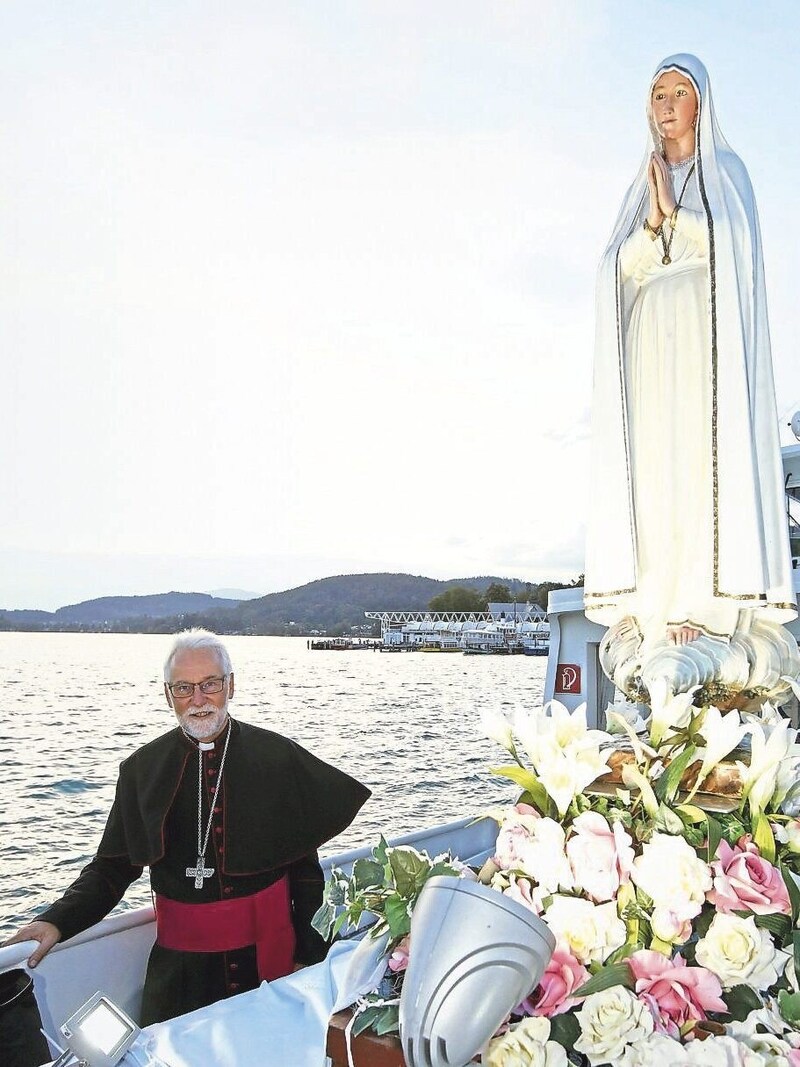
{"left": 59, "top": 991, "right": 140, "bottom": 1067}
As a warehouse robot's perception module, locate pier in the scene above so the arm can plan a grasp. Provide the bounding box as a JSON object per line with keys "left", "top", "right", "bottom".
{"left": 363, "top": 603, "right": 549, "bottom": 654}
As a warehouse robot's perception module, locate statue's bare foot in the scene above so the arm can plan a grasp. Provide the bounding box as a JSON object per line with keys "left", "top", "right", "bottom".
{"left": 667, "top": 625, "right": 701, "bottom": 646}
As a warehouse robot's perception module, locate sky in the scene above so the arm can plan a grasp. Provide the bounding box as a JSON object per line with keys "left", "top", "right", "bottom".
{"left": 3, "top": 1, "right": 799, "bottom": 610}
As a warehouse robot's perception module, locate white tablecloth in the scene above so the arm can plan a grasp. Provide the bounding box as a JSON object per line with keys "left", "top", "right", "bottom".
{"left": 125, "top": 935, "right": 388, "bottom": 1067}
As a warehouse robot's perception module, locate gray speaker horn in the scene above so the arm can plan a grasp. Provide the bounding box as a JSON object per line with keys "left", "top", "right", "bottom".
{"left": 399, "top": 876, "right": 555, "bottom": 1067}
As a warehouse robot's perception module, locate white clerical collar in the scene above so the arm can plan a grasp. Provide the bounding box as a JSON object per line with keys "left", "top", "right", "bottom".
{"left": 198, "top": 741, "right": 215, "bottom": 751}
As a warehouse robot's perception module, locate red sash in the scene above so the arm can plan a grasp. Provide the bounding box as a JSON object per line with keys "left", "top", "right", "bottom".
{"left": 154, "top": 877, "right": 296, "bottom": 983}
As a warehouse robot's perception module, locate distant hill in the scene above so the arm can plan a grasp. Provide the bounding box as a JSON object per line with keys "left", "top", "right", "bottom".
{"left": 0, "top": 573, "right": 578, "bottom": 635}
{"left": 0, "top": 591, "right": 242, "bottom": 629}
{"left": 206, "top": 588, "right": 263, "bottom": 601}
{"left": 0, "top": 609, "right": 53, "bottom": 626}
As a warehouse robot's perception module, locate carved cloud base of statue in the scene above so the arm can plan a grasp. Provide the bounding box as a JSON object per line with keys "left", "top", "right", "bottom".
{"left": 600, "top": 615, "right": 800, "bottom": 712}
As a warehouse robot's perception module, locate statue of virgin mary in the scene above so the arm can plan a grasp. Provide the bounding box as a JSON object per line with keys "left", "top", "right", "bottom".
{"left": 583, "top": 53, "right": 797, "bottom": 704}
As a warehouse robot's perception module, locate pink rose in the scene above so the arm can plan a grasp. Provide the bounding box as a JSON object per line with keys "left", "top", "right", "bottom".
{"left": 388, "top": 935, "right": 410, "bottom": 973}
{"left": 708, "top": 839, "right": 791, "bottom": 916}
{"left": 566, "top": 811, "right": 634, "bottom": 902}
{"left": 627, "top": 950, "right": 726, "bottom": 1035}
{"left": 501, "top": 874, "right": 541, "bottom": 914}
{"left": 493, "top": 804, "right": 539, "bottom": 869}
{"left": 518, "top": 940, "right": 590, "bottom": 1018}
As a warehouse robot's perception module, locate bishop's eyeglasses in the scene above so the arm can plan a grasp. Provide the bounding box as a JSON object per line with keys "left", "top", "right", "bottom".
{"left": 167, "top": 676, "right": 227, "bottom": 699}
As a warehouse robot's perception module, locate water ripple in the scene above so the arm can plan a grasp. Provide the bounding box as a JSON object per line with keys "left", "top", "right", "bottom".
{"left": 0, "top": 632, "right": 545, "bottom": 939}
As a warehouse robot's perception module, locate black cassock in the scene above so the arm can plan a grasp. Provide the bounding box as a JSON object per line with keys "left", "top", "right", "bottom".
{"left": 40, "top": 718, "right": 370, "bottom": 1024}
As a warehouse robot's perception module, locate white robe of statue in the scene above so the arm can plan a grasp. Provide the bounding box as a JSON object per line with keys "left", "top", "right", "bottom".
{"left": 583, "top": 54, "right": 797, "bottom": 699}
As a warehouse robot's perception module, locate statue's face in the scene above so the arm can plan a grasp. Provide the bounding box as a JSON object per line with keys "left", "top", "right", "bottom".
{"left": 651, "top": 69, "right": 698, "bottom": 144}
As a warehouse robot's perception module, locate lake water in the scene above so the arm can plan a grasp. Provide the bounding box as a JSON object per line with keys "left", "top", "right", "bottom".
{"left": 0, "top": 632, "right": 546, "bottom": 940}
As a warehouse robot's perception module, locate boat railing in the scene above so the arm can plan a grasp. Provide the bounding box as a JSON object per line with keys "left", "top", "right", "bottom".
{"left": 0, "top": 814, "right": 499, "bottom": 1038}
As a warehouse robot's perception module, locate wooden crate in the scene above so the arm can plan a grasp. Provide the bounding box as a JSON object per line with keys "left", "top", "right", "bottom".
{"left": 326, "top": 1010, "right": 405, "bottom": 1067}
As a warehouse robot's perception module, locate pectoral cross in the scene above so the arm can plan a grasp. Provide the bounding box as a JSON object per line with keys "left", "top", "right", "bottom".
{"left": 186, "top": 855, "right": 215, "bottom": 889}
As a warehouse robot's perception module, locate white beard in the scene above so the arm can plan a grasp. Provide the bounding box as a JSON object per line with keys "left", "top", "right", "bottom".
{"left": 177, "top": 700, "right": 229, "bottom": 741}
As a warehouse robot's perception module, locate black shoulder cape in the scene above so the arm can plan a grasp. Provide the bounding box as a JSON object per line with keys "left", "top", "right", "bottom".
{"left": 97, "top": 718, "right": 370, "bottom": 873}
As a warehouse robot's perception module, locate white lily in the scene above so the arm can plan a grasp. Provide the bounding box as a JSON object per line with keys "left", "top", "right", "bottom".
{"left": 606, "top": 712, "right": 659, "bottom": 767}
{"left": 620, "top": 761, "right": 659, "bottom": 818}
{"left": 741, "top": 718, "right": 799, "bottom": 815}
{"left": 513, "top": 704, "right": 555, "bottom": 769}
{"left": 782, "top": 674, "right": 800, "bottom": 702}
{"left": 772, "top": 754, "right": 800, "bottom": 811}
{"left": 538, "top": 746, "right": 611, "bottom": 817}
{"left": 648, "top": 678, "right": 700, "bottom": 747}
{"left": 514, "top": 701, "right": 612, "bottom": 769}
{"left": 686, "top": 705, "right": 747, "bottom": 801}
{"left": 604, "top": 697, "right": 647, "bottom": 736}
{"left": 548, "top": 700, "right": 613, "bottom": 751}
{"left": 480, "top": 707, "right": 516, "bottom": 756}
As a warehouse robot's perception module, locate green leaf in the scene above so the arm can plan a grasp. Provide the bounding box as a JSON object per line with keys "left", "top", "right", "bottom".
{"left": 676, "top": 803, "right": 707, "bottom": 824}
{"left": 373, "top": 1005, "right": 400, "bottom": 1036}
{"left": 778, "top": 989, "right": 800, "bottom": 1026}
{"left": 723, "top": 984, "right": 763, "bottom": 1021}
{"left": 649, "top": 936, "right": 674, "bottom": 954}
{"left": 549, "top": 1012, "right": 581, "bottom": 1048}
{"left": 605, "top": 941, "right": 641, "bottom": 966}
{"left": 328, "top": 883, "right": 347, "bottom": 907}
{"left": 384, "top": 892, "right": 411, "bottom": 940}
{"left": 654, "top": 803, "right": 685, "bottom": 835}
{"left": 793, "top": 930, "right": 800, "bottom": 991}
{"left": 311, "top": 902, "right": 335, "bottom": 938}
{"left": 782, "top": 863, "right": 800, "bottom": 925}
{"left": 754, "top": 912, "right": 792, "bottom": 942}
{"left": 428, "top": 861, "right": 459, "bottom": 880}
{"left": 352, "top": 1006, "right": 388, "bottom": 1037}
{"left": 373, "top": 836, "right": 390, "bottom": 866}
{"left": 655, "top": 744, "right": 698, "bottom": 802}
{"left": 753, "top": 813, "right": 777, "bottom": 863}
{"left": 573, "top": 962, "right": 634, "bottom": 998}
{"left": 692, "top": 905, "right": 715, "bottom": 940}
{"left": 332, "top": 911, "right": 351, "bottom": 939}
{"left": 705, "top": 814, "right": 723, "bottom": 865}
{"left": 683, "top": 825, "right": 706, "bottom": 849}
{"left": 490, "top": 766, "right": 549, "bottom": 814}
{"left": 388, "top": 848, "right": 430, "bottom": 898}
{"left": 352, "top": 858, "right": 386, "bottom": 892}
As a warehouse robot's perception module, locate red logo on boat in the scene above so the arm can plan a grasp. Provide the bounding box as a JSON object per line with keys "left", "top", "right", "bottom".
{"left": 555, "top": 664, "right": 581, "bottom": 694}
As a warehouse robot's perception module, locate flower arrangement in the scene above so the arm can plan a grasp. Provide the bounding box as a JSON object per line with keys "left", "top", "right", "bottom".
{"left": 316, "top": 690, "right": 800, "bottom": 1066}
{"left": 312, "top": 835, "right": 468, "bottom": 1036}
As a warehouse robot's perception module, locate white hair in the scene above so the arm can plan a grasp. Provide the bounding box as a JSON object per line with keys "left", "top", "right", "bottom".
{"left": 163, "top": 628, "right": 233, "bottom": 681}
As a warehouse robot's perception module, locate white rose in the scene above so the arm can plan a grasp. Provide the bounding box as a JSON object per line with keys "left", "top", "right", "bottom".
{"left": 543, "top": 895, "right": 626, "bottom": 965}
{"left": 696, "top": 913, "right": 781, "bottom": 991}
{"left": 618, "top": 1033, "right": 692, "bottom": 1067}
{"left": 684, "top": 1035, "right": 758, "bottom": 1065}
{"left": 630, "top": 832, "right": 712, "bottom": 922}
{"left": 727, "top": 1007, "right": 797, "bottom": 1064}
{"left": 515, "top": 817, "right": 574, "bottom": 894}
{"left": 483, "top": 1016, "right": 567, "bottom": 1067}
{"left": 574, "top": 987, "right": 654, "bottom": 1066}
